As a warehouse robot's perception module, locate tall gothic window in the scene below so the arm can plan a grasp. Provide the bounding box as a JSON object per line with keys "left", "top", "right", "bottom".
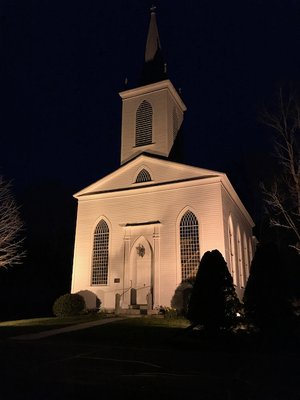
{"left": 228, "top": 216, "right": 237, "bottom": 285}
{"left": 180, "top": 211, "right": 200, "bottom": 281}
{"left": 243, "top": 232, "right": 249, "bottom": 278}
{"left": 91, "top": 220, "right": 109, "bottom": 285}
{"left": 135, "top": 100, "right": 153, "bottom": 146}
{"left": 248, "top": 237, "right": 253, "bottom": 266}
{"left": 135, "top": 168, "right": 152, "bottom": 183}
{"left": 237, "top": 226, "right": 243, "bottom": 287}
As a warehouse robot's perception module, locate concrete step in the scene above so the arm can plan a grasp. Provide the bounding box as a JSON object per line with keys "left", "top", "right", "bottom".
{"left": 128, "top": 304, "right": 147, "bottom": 310}
{"left": 119, "top": 308, "right": 141, "bottom": 315}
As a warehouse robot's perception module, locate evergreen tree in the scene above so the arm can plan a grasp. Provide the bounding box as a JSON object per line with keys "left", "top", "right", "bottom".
{"left": 187, "top": 250, "right": 241, "bottom": 332}
{"left": 243, "top": 231, "right": 300, "bottom": 333}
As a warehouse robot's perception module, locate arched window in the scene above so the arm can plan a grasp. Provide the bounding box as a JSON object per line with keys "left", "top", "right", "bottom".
{"left": 243, "top": 232, "right": 249, "bottom": 278}
{"left": 91, "top": 220, "right": 109, "bottom": 285}
{"left": 135, "top": 100, "right": 153, "bottom": 146}
{"left": 237, "top": 226, "right": 243, "bottom": 287}
{"left": 228, "top": 216, "right": 237, "bottom": 285}
{"left": 135, "top": 169, "right": 152, "bottom": 183}
{"left": 180, "top": 210, "right": 200, "bottom": 281}
{"left": 248, "top": 236, "right": 253, "bottom": 266}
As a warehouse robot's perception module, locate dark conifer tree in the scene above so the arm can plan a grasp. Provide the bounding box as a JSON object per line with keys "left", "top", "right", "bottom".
{"left": 243, "top": 232, "right": 299, "bottom": 333}
{"left": 187, "top": 250, "right": 241, "bottom": 332}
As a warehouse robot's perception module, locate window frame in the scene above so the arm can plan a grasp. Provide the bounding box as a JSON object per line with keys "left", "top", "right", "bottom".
{"left": 179, "top": 210, "right": 200, "bottom": 282}
{"left": 91, "top": 219, "right": 110, "bottom": 286}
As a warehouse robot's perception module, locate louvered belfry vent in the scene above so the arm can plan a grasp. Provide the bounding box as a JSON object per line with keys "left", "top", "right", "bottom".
{"left": 135, "top": 100, "right": 153, "bottom": 147}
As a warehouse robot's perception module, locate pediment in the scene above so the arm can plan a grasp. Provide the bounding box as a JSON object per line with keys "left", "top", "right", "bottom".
{"left": 74, "top": 154, "right": 224, "bottom": 198}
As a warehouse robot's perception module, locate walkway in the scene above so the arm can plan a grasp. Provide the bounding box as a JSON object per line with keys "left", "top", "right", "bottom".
{"left": 10, "top": 316, "right": 128, "bottom": 341}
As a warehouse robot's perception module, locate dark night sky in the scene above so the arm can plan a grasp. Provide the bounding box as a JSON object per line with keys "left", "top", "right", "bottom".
{"left": 1, "top": 0, "right": 300, "bottom": 223}
{"left": 1, "top": 0, "right": 300, "bottom": 318}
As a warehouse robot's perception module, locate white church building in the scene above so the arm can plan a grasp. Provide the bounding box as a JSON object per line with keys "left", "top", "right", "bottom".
{"left": 71, "top": 9, "right": 255, "bottom": 312}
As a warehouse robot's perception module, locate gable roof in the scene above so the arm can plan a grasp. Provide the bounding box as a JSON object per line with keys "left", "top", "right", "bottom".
{"left": 74, "top": 153, "right": 223, "bottom": 198}
{"left": 74, "top": 153, "right": 254, "bottom": 227}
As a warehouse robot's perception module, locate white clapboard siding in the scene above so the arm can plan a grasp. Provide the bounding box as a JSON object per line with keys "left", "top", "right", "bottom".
{"left": 71, "top": 164, "right": 254, "bottom": 309}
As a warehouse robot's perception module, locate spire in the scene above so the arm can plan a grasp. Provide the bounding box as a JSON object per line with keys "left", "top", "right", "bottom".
{"left": 145, "top": 5, "right": 161, "bottom": 62}
{"left": 140, "top": 6, "right": 167, "bottom": 86}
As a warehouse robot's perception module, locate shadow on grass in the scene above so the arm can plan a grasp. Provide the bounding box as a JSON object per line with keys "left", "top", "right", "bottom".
{"left": 47, "top": 316, "right": 190, "bottom": 347}
{"left": 2, "top": 314, "right": 299, "bottom": 357}
{"left": 169, "top": 325, "right": 300, "bottom": 356}
{"left": 43, "top": 316, "right": 300, "bottom": 357}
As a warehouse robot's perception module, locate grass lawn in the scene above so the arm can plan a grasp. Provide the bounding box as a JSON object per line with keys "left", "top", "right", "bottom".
{"left": 49, "top": 315, "right": 191, "bottom": 348}
{"left": 0, "top": 313, "right": 190, "bottom": 342}
{"left": 1, "top": 313, "right": 299, "bottom": 355}
{"left": 46, "top": 315, "right": 300, "bottom": 355}
{"left": 0, "top": 312, "right": 109, "bottom": 339}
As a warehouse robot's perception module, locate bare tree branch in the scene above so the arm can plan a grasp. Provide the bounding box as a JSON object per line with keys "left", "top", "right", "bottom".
{"left": 260, "top": 86, "right": 300, "bottom": 250}
{"left": 0, "top": 177, "right": 25, "bottom": 268}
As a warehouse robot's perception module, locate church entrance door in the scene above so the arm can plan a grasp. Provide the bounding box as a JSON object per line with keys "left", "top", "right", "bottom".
{"left": 130, "top": 237, "right": 152, "bottom": 305}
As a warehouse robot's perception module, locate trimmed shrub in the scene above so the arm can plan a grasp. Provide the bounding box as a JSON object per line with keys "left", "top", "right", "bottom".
{"left": 53, "top": 293, "right": 86, "bottom": 317}
{"left": 171, "top": 280, "right": 195, "bottom": 316}
{"left": 76, "top": 290, "right": 102, "bottom": 312}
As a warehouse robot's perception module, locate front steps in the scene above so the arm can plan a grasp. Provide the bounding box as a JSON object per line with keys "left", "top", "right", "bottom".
{"left": 119, "top": 304, "right": 158, "bottom": 316}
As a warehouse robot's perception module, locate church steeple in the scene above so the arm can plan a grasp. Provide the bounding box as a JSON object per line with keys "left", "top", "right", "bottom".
{"left": 119, "top": 7, "right": 186, "bottom": 166}
{"left": 140, "top": 6, "right": 167, "bottom": 85}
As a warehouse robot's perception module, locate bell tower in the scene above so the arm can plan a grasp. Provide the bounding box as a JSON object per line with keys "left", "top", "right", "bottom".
{"left": 119, "top": 7, "right": 187, "bottom": 165}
